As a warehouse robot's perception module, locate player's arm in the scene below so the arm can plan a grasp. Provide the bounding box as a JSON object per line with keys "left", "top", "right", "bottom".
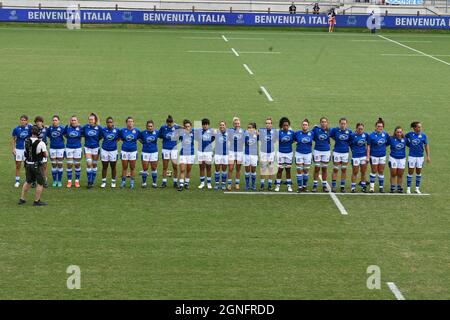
{"left": 425, "top": 141, "right": 431, "bottom": 163}
{"left": 366, "top": 138, "right": 371, "bottom": 161}
{"left": 11, "top": 136, "right": 17, "bottom": 156}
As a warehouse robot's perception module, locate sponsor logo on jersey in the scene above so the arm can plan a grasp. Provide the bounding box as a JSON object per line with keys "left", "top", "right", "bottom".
{"left": 88, "top": 130, "right": 97, "bottom": 137}
{"left": 69, "top": 131, "right": 79, "bottom": 138}
{"left": 19, "top": 131, "right": 29, "bottom": 139}
{"left": 301, "top": 137, "right": 311, "bottom": 144}
{"left": 411, "top": 139, "right": 421, "bottom": 146}
{"left": 377, "top": 139, "right": 386, "bottom": 145}
{"left": 51, "top": 131, "right": 61, "bottom": 138}
{"left": 125, "top": 134, "right": 135, "bottom": 142}
{"left": 319, "top": 134, "right": 328, "bottom": 140}
{"left": 339, "top": 134, "right": 349, "bottom": 140}
{"left": 106, "top": 134, "right": 116, "bottom": 141}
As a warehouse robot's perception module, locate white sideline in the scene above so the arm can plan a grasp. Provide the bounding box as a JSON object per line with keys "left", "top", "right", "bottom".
{"left": 350, "top": 39, "right": 431, "bottom": 43}
{"left": 260, "top": 86, "right": 274, "bottom": 102}
{"left": 320, "top": 177, "right": 348, "bottom": 215}
{"left": 243, "top": 64, "right": 254, "bottom": 75}
{"left": 387, "top": 282, "right": 406, "bottom": 300}
{"left": 231, "top": 48, "right": 240, "bottom": 56}
{"left": 378, "top": 35, "right": 450, "bottom": 67}
{"left": 381, "top": 53, "right": 450, "bottom": 57}
{"left": 221, "top": 35, "right": 228, "bottom": 42}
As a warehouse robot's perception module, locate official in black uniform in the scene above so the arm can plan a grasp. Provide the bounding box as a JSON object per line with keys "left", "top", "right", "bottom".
{"left": 18, "top": 125, "right": 48, "bottom": 206}
{"left": 289, "top": 2, "right": 296, "bottom": 14}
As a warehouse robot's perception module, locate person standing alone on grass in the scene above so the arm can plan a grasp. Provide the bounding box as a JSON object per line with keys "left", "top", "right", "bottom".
{"left": 18, "top": 125, "right": 48, "bottom": 206}
{"left": 328, "top": 8, "right": 336, "bottom": 33}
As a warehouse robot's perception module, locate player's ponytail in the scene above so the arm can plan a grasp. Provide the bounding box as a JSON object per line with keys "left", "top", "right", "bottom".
{"left": 166, "top": 115, "right": 174, "bottom": 124}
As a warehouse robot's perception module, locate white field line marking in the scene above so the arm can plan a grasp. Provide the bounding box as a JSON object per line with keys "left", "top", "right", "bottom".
{"left": 223, "top": 192, "right": 430, "bottom": 196}
{"left": 227, "top": 37, "right": 265, "bottom": 40}
{"left": 387, "top": 282, "right": 406, "bottom": 300}
{"left": 350, "top": 39, "right": 431, "bottom": 43}
{"left": 260, "top": 86, "right": 274, "bottom": 102}
{"left": 181, "top": 36, "right": 223, "bottom": 40}
{"left": 381, "top": 53, "right": 450, "bottom": 57}
{"left": 231, "top": 48, "right": 240, "bottom": 56}
{"left": 319, "top": 176, "right": 348, "bottom": 215}
{"left": 221, "top": 35, "right": 228, "bottom": 42}
{"left": 378, "top": 35, "right": 450, "bottom": 67}
{"left": 243, "top": 64, "right": 254, "bottom": 75}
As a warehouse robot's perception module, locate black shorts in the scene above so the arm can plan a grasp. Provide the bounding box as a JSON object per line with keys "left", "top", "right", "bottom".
{"left": 25, "top": 163, "right": 45, "bottom": 186}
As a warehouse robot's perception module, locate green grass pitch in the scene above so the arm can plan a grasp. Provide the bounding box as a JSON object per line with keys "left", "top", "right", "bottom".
{"left": 0, "top": 24, "right": 449, "bottom": 299}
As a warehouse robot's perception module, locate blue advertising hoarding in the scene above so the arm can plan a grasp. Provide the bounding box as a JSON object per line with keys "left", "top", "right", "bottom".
{"left": 1, "top": 8, "right": 449, "bottom": 29}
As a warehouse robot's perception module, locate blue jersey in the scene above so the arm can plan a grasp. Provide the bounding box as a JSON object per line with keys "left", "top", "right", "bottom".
{"left": 294, "top": 130, "right": 314, "bottom": 154}
{"left": 47, "top": 125, "right": 65, "bottom": 149}
{"left": 195, "top": 128, "right": 215, "bottom": 152}
{"left": 12, "top": 124, "right": 32, "bottom": 150}
{"left": 64, "top": 125, "right": 82, "bottom": 149}
{"left": 139, "top": 130, "right": 159, "bottom": 154}
{"left": 389, "top": 136, "right": 406, "bottom": 159}
{"left": 330, "top": 127, "right": 352, "bottom": 153}
{"left": 179, "top": 130, "right": 195, "bottom": 156}
{"left": 120, "top": 128, "right": 140, "bottom": 152}
{"left": 228, "top": 128, "right": 245, "bottom": 153}
{"left": 82, "top": 124, "right": 102, "bottom": 149}
{"left": 159, "top": 124, "right": 180, "bottom": 150}
{"left": 259, "top": 128, "right": 277, "bottom": 154}
{"left": 405, "top": 131, "right": 428, "bottom": 157}
{"left": 245, "top": 131, "right": 259, "bottom": 156}
{"left": 368, "top": 131, "right": 390, "bottom": 157}
{"left": 214, "top": 130, "right": 229, "bottom": 156}
{"left": 101, "top": 127, "right": 120, "bottom": 151}
{"left": 278, "top": 129, "right": 295, "bottom": 154}
{"left": 350, "top": 132, "right": 369, "bottom": 158}
{"left": 312, "top": 126, "right": 330, "bottom": 151}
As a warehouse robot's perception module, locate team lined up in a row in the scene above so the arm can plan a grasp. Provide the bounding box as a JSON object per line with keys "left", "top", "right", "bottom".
{"left": 11, "top": 114, "right": 430, "bottom": 193}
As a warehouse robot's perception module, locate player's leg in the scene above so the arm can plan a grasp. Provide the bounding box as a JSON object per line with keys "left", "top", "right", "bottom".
{"left": 360, "top": 160, "right": 368, "bottom": 192}
{"left": 185, "top": 163, "right": 193, "bottom": 189}
{"left": 340, "top": 160, "right": 348, "bottom": 192}
{"left": 205, "top": 159, "right": 212, "bottom": 189}
{"left": 286, "top": 165, "right": 293, "bottom": 192}
{"left": 141, "top": 158, "right": 150, "bottom": 188}
{"left": 171, "top": 157, "right": 178, "bottom": 188}
{"left": 275, "top": 165, "right": 283, "bottom": 192}
{"left": 295, "top": 153, "right": 304, "bottom": 193}
{"left": 389, "top": 162, "right": 397, "bottom": 193}
{"left": 227, "top": 158, "right": 235, "bottom": 191}
{"left": 321, "top": 161, "right": 329, "bottom": 192}
{"left": 221, "top": 163, "right": 228, "bottom": 190}
{"left": 244, "top": 163, "right": 251, "bottom": 191}
{"left": 198, "top": 160, "right": 206, "bottom": 189}
{"left": 377, "top": 162, "right": 385, "bottom": 193}
{"left": 235, "top": 159, "right": 242, "bottom": 190}
{"left": 161, "top": 157, "right": 169, "bottom": 188}
{"left": 397, "top": 166, "right": 405, "bottom": 193}
{"left": 369, "top": 157, "right": 378, "bottom": 193}
{"left": 331, "top": 160, "right": 341, "bottom": 193}
{"left": 121, "top": 157, "right": 129, "bottom": 188}
{"left": 250, "top": 163, "right": 257, "bottom": 191}
{"left": 50, "top": 150, "right": 58, "bottom": 187}
{"left": 129, "top": 158, "right": 136, "bottom": 189}
{"left": 101, "top": 160, "right": 109, "bottom": 188}
{"left": 56, "top": 155, "right": 64, "bottom": 188}
{"left": 178, "top": 162, "right": 186, "bottom": 191}
{"left": 312, "top": 151, "right": 321, "bottom": 192}
{"left": 351, "top": 159, "right": 359, "bottom": 192}
{"left": 91, "top": 152, "right": 99, "bottom": 187}
{"left": 214, "top": 159, "right": 221, "bottom": 190}
{"left": 15, "top": 160, "right": 22, "bottom": 188}
{"left": 415, "top": 166, "right": 422, "bottom": 194}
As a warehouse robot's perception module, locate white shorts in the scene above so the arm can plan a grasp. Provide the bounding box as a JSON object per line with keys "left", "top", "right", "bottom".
{"left": 50, "top": 148, "right": 65, "bottom": 159}
{"left": 214, "top": 154, "right": 228, "bottom": 165}
{"left": 197, "top": 151, "right": 213, "bottom": 163}
{"left": 352, "top": 156, "right": 367, "bottom": 166}
{"left": 180, "top": 155, "right": 195, "bottom": 164}
{"left": 162, "top": 148, "right": 178, "bottom": 161}
{"left": 277, "top": 152, "right": 293, "bottom": 167}
{"left": 229, "top": 151, "right": 244, "bottom": 162}
{"left": 408, "top": 156, "right": 424, "bottom": 169}
{"left": 370, "top": 156, "right": 386, "bottom": 165}
{"left": 65, "top": 147, "right": 82, "bottom": 159}
{"left": 389, "top": 157, "right": 406, "bottom": 169}
{"left": 84, "top": 147, "right": 99, "bottom": 156}
{"left": 333, "top": 152, "right": 349, "bottom": 163}
{"left": 244, "top": 155, "right": 258, "bottom": 167}
{"left": 260, "top": 152, "right": 275, "bottom": 163}
{"left": 141, "top": 152, "right": 158, "bottom": 162}
{"left": 121, "top": 151, "right": 137, "bottom": 161}
{"left": 15, "top": 149, "right": 25, "bottom": 161}
{"left": 101, "top": 149, "right": 118, "bottom": 162}
{"left": 295, "top": 152, "right": 312, "bottom": 166}
{"left": 314, "top": 150, "right": 331, "bottom": 163}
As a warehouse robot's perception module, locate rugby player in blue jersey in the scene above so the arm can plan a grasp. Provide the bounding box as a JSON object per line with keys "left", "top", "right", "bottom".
{"left": 227, "top": 117, "right": 245, "bottom": 191}
{"left": 405, "top": 121, "right": 430, "bottom": 194}
{"left": 196, "top": 118, "right": 215, "bottom": 189}
{"left": 349, "top": 123, "right": 369, "bottom": 193}
{"left": 100, "top": 117, "right": 120, "bottom": 188}
{"left": 159, "top": 115, "right": 180, "bottom": 188}
{"left": 139, "top": 120, "right": 159, "bottom": 188}
{"left": 244, "top": 122, "right": 258, "bottom": 191}
{"left": 34, "top": 116, "right": 49, "bottom": 188}
{"left": 11, "top": 115, "right": 32, "bottom": 188}
{"left": 275, "top": 117, "right": 295, "bottom": 192}
{"left": 120, "top": 117, "right": 140, "bottom": 189}
{"left": 258, "top": 117, "right": 277, "bottom": 191}
{"left": 312, "top": 117, "right": 331, "bottom": 192}
{"left": 47, "top": 115, "right": 65, "bottom": 187}
{"left": 330, "top": 118, "right": 352, "bottom": 193}
{"left": 294, "top": 119, "right": 314, "bottom": 193}
{"left": 389, "top": 126, "right": 407, "bottom": 193}
{"left": 82, "top": 113, "right": 102, "bottom": 189}
{"left": 64, "top": 116, "right": 83, "bottom": 188}
{"left": 214, "top": 121, "right": 229, "bottom": 190}
{"left": 178, "top": 119, "right": 195, "bottom": 191}
{"left": 367, "top": 118, "right": 390, "bottom": 193}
